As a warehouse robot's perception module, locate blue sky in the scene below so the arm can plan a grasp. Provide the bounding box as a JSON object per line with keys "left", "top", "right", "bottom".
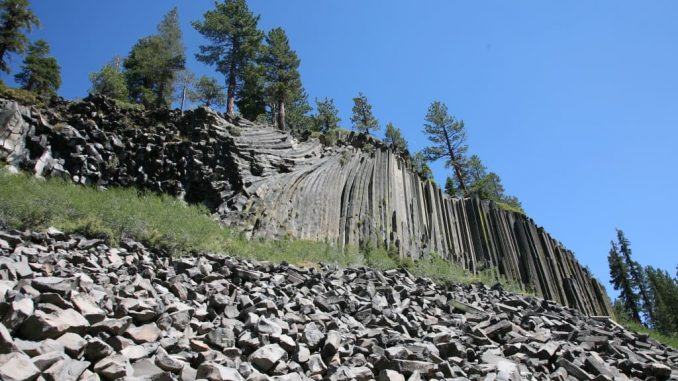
{"left": 5, "top": 1, "right": 677, "bottom": 296}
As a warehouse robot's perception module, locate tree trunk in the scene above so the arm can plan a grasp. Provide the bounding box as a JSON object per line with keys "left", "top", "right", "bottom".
{"left": 227, "top": 59, "right": 237, "bottom": 115}
{"left": 442, "top": 126, "right": 468, "bottom": 195}
{"left": 180, "top": 81, "right": 187, "bottom": 115}
{"left": 277, "top": 100, "right": 286, "bottom": 130}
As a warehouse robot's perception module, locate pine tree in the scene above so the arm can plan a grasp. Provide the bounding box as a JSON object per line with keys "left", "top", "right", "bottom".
{"left": 444, "top": 176, "right": 458, "bottom": 197}
{"left": 193, "top": 0, "right": 263, "bottom": 115}
{"left": 466, "top": 155, "right": 486, "bottom": 185}
{"left": 124, "top": 8, "right": 185, "bottom": 108}
{"left": 421, "top": 101, "right": 468, "bottom": 195}
{"left": 189, "top": 76, "right": 226, "bottom": 108}
{"left": 351, "top": 92, "right": 379, "bottom": 135}
{"left": 236, "top": 62, "right": 266, "bottom": 121}
{"left": 384, "top": 122, "right": 408, "bottom": 154}
{"left": 156, "top": 7, "right": 186, "bottom": 107}
{"left": 89, "top": 57, "right": 128, "bottom": 101}
{"left": 0, "top": 0, "right": 40, "bottom": 73}
{"left": 411, "top": 151, "right": 433, "bottom": 180}
{"left": 312, "top": 97, "right": 341, "bottom": 133}
{"left": 617, "top": 229, "right": 654, "bottom": 324}
{"left": 645, "top": 266, "right": 678, "bottom": 335}
{"left": 14, "top": 39, "right": 60, "bottom": 96}
{"left": 608, "top": 240, "right": 641, "bottom": 323}
{"left": 261, "top": 27, "right": 302, "bottom": 131}
{"left": 283, "top": 88, "right": 311, "bottom": 134}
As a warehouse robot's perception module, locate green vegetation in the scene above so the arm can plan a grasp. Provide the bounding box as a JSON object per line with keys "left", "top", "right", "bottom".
{"left": 384, "top": 122, "right": 408, "bottom": 154}
{"left": 0, "top": 0, "right": 40, "bottom": 73}
{"left": 89, "top": 57, "right": 128, "bottom": 101}
{"left": 351, "top": 92, "right": 379, "bottom": 135}
{"left": 0, "top": 169, "right": 527, "bottom": 294}
{"left": 311, "top": 97, "right": 341, "bottom": 133}
{"left": 261, "top": 27, "right": 303, "bottom": 131}
{"left": 188, "top": 75, "right": 226, "bottom": 108}
{"left": 193, "top": 0, "right": 263, "bottom": 115}
{"left": 608, "top": 229, "right": 678, "bottom": 344}
{"left": 124, "top": 7, "right": 186, "bottom": 109}
{"left": 0, "top": 80, "right": 39, "bottom": 105}
{"left": 14, "top": 39, "right": 60, "bottom": 97}
{"left": 422, "top": 101, "right": 523, "bottom": 211}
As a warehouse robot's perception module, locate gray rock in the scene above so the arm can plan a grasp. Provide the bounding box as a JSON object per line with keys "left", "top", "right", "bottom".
{"left": 249, "top": 344, "right": 288, "bottom": 373}
{"left": 93, "top": 354, "right": 132, "bottom": 381}
{"left": 125, "top": 322, "right": 161, "bottom": 343}
{"left": 0, "top": 351, "right": 41, "bottom": 381}
{"left": 43, "top": 358, "right": 90, "bottom": 381}
{"left": 196, "top": 362, "right": 244, "bottom": 381}
{"left": 19, "top": 308, "right": 89, "bottom": 340}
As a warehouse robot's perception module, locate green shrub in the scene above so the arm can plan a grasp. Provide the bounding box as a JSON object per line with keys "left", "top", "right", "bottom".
{"left": 0, "top": 82, "right": 41, "bottom": 105}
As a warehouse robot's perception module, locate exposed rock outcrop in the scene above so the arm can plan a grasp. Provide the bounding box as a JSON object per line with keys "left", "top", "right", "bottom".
{"left": 0, "top": 228, "right": 676, "bottom": 381}
{"left": 0, "top": 96, "right": 611, "bottom": 316}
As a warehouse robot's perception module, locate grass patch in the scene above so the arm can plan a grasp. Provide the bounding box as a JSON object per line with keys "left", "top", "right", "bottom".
{"left": 0, "top": 169, "right": 531, "bottom": 294}
{"left": 615, "top": 319, "right": 678, "bottom": 350}
{"left": 0, "top": 83, "right": 42, "bottom": 106}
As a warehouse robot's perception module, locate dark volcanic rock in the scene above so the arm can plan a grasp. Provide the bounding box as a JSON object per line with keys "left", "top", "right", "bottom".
{"left": 0, "top": 95, "right": 612, "bottom": 317}
{"left": 0, "top": 228, "right": 674, "bottom": 381}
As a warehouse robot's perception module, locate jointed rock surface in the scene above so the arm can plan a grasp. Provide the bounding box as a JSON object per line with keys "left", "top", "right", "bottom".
{"left": 0, "top": 228, "right": 675, "bottom": 380}
{"left": 0, "top": 96, "right": 610, "bottom": 316}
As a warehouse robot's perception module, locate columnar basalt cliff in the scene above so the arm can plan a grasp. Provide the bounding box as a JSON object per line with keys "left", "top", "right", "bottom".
{"left": 0, "top": 96, "right": 612, "bottom": 316}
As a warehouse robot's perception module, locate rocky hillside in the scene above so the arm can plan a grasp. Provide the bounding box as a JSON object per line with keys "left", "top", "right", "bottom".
{"left": 0, "top": 228, "right": 675, "bottom": 381}
{"left": 0, "top": 96, "right": 610, "bottom": 316}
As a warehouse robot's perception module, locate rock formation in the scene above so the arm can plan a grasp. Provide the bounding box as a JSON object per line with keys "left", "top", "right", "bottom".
{"left": 0, "top": 227, "right": 675, "bottom": 381}
{"left": 0, "top": 96, "right": 611, "bottom": 316}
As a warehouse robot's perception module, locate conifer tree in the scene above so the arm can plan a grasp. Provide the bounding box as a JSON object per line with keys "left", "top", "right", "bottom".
{"left": 261, "top": 27, "right": 302, "bottom": 131}
{"left": 89, "top": 57, "right": 128, "bottom": 101}
{"left": 0, "top": 0, "right": 40, "bottom": 73}
{"left": 312, "top": 97, "right": 341, "bottom": 133}
{"left": 422, "top": 101, "right": 468, "bottom": 195}
{"left": 193, "top": 0, "right": 263, "bottom": 115}
{"left": 124, "top": 8, "right": 185, "bottom": 108}
{"left": 283, "top": 88, "right": 311, "bottom": 134}
{"left": 411, "top": 151, "right": 433, "bottom": 180}
{"left": 14, "top": 39, "right": 60, "bottom": 96}
{"left": 608, "top": 240, "right": 641, "bottom": 323}
{"left": 444, "top": 176, "right": 458, "bottom": 197}
{"left": 384, "top": 122, "right": 408, "bottom": 154}
{"left": 616, "top": 229, "right": 654, "bottom": 324}
{"left": 351, "top": 92, "right": 379, "bottom": 135}
{"left": 236, "top": 63, "right": 266, "bottom": 121}
{"left": 644, "top": 266, "right": 678, "bottom": 334}
{"left": 189, "top": 75, "right": 226, "bottom": 108}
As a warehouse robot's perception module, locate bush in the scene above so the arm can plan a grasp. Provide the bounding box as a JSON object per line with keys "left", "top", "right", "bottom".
{"left": 0, "top": 82, "right": 41, "bottom": 105}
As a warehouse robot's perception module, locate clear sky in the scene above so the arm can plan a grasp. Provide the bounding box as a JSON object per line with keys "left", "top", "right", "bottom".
{"left": 5, "top": 1, "right": 677, "bottom": 297}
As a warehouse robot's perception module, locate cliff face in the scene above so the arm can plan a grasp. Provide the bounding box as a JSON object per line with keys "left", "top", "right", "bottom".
{"left": 0, "top": 96, "right": 612, "bottom": 316}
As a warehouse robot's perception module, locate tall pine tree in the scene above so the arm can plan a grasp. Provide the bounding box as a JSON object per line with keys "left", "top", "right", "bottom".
{"left": 261, "top": 27, "right": 302, "bottom": 131}
{"left": 644, "top": 266, "right": 678, "bottom": 335}
{"left": 351, "top": 92, "right": 379, "bottom": 135}
{"left": 617, "top": 229, "right": 654, "bottom": 324}
{"left": 312, "top": 97, "right": 341, "bottom": 133}
{"left": 124, "top": 7, "right": 185, "bottom": 108}
{"left": 193, "top": 0, "right": 263, "bottom": 115}
{"left": 0, "top": 0, "right": 40, "bottom": 73}
{"left": 14, "top": 39, "right": 60, "bottom": 96}
{"left": 608, "top": 240, "right": 641, "bottom": 323}
{"left": 421, "top": 101, "right": 468, "bottom": 195}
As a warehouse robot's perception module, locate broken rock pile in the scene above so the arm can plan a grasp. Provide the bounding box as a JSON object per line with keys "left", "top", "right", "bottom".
{"left": 0, "top": 228, "right": 675, "bottom": 381}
